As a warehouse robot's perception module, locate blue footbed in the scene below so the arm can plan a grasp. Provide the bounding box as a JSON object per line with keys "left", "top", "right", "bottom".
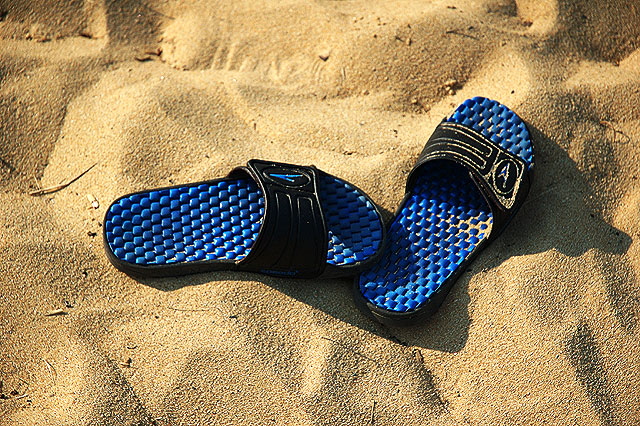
{"left": 358, "top": 97, "right": 534, "bottom": 313}
{"left": 105, "top": 174, "right": 383, "bottom": 268}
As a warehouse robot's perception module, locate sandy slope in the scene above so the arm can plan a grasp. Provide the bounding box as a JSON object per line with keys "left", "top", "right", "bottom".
{"left": 1, "top": 0, "right": 639, "bottom": 424}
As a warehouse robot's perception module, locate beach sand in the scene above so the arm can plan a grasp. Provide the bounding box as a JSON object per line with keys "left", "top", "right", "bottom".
{"left": 1, "top": 0, "right": 639, "bottom": 424}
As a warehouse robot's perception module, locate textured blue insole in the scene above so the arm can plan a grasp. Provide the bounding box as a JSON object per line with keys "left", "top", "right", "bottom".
{"left": 105, "top": 175, "right": 383, "bottom": 267}
{"left": 358, "top": 97, "right": 534, "bottom": 313}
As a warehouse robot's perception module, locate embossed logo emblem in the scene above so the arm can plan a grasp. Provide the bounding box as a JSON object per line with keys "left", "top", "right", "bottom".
{"left": 262, "top": 167, "right": 311, "bottom": 187}
{"left": 493, "top": 158, "right": 518, "bottom": 195}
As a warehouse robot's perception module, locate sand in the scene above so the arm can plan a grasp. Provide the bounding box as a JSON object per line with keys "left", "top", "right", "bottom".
{"left": 1, "top": 0, "right": 639, "bottom": 424}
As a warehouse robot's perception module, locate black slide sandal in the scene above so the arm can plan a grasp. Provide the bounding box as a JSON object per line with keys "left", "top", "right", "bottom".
{"left": 104, "top": 159, "right": 385, "bottom": 279}
{"left": 355, "top": 97, "right": 535, "bottom": 325}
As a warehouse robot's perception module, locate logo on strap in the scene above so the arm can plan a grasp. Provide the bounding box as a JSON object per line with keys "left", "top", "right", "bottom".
{"left": 262, "top": 167, "right": 311, "bottom": 187}
{"left": 493, "top": 158, "right": 518, "bottom": 195}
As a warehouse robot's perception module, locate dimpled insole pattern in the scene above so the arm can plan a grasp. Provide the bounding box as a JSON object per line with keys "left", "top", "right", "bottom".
{"left": 358, "top": 97, "right": 533, "bottom": 313}
{"left": 447, "top": 97, "right": 534, "bottom": 170}
{"left": 104, "top": 175, "right": 383, "bottom": 267}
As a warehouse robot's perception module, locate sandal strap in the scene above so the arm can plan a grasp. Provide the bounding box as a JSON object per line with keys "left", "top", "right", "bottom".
{"left": 408, "top": 121, "right": 531, "bottom": 230}
{"left": 229, "top": 159, "right": 328, "bottom": 278}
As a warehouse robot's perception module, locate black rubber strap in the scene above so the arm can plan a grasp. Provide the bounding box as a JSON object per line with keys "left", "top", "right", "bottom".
{"left": 408, "top": 121, "right": 530, "bottom": 229}
{"left": 229, "top": 159, "right": 328, "bottom": 278}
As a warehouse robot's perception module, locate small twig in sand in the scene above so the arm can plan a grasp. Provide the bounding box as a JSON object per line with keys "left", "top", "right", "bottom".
{"left": 394, "top": 35, "right": 411, "bottom": 45}
{"left": 44, "top": 309, "right": 68, "bottom": 316}
{"left": 370, "top": 400, "right": 376, "bottom": 425}
{"left": 600, "top": 120, "right": 631, "bottom": 144}
{"left": 166, "top": 305, "right": 218, "bottom": 312}
{"left": 135, "top": 55, "right": 154, "bottom": 62}
{"left": 43, "top": 359, "right": 57, "bottom": 383}
{"left": 445, "top": 29, "right": 478, "bottom": 40}
{"left": 30, "top": 163, "right": 97, "bottom": 196}
{"left": 319, "top": 336, "right": 378, "bottom": 363}
{"left": 4, "top": 377, "right": 31, "bottom": 400}
{"left": 32, "top": 176, "right": 42, "bottom": 191}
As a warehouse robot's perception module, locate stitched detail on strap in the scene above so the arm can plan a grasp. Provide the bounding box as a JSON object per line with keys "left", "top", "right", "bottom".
{"left": 414, "top": 121, "right": 526, "bottom": 211}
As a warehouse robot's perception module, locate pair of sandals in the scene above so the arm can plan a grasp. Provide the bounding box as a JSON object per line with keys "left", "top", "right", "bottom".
{"left": 103, "top": 97, "right": 535, "bottom": 326}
